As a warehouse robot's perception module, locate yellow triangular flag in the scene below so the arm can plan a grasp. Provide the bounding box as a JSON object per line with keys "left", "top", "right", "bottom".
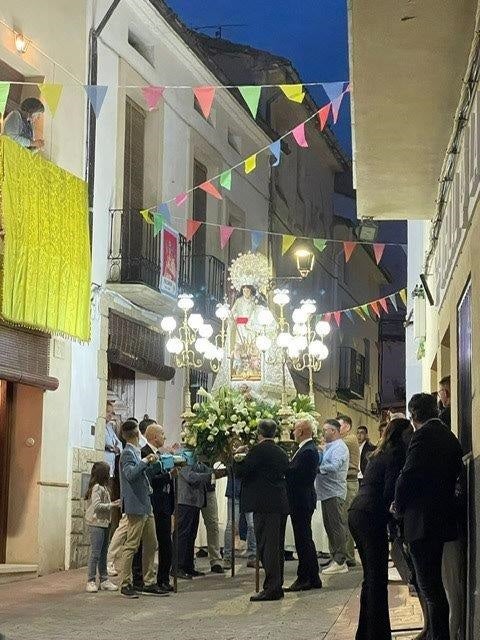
{"left": 140, "top": 209, "right": 154, "bottom": 225}
{"left": 279, "top": 84, "right": 305, "bottom": 103}
{"left": 282, "top": 234, "right": 296, "bottom": 255}
{"left": 353, "top": 307, "right": 367, "bottom": 321}
{"left": 244, "top": 154, "right": 257, "bottom": 174}
{"left": 39, "top": 83, "right": 63, "bottom": 116}
{"left": 399, "top": 289, "right": 407, "bottom": 306}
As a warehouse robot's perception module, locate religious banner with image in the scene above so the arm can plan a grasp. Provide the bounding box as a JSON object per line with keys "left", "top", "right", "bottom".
{"left": 160, "top": 225, "right": 179, "bottom": 298}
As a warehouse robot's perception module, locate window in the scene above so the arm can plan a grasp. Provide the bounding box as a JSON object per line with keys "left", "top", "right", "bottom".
{"left": 128, "top": 30, "right": 154, "bottom": 66}
{"left": 227, "top": 128, "right": 242, "bottom": 154}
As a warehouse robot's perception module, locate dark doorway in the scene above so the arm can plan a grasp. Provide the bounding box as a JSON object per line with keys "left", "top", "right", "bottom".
{"left": 0, "top": 380, "right": 13, "bottom": 563}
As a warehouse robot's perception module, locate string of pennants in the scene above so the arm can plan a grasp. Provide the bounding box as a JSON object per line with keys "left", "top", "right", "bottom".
{"left": 0, "top": 79, "right": 348, "bottom": 122}
{"left": 316, "top": 289, "right": 407, "bottom": 327}
{"left": 136, "top": 212, "right": 407, "bottom": 265}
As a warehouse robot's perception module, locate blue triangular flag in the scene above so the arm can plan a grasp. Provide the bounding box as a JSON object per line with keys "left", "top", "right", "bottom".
{"left": 389, "top": 294, "right": 398, "bottom": 311}
{"left": 401, "top": 244, "right": 407, "bottom": 256}
{"left": 251, "top": 230, "right": 264, "bottom": 252}
{"left": 322, "top": 82, "right": 345, "bottom": 103}
{"left": 84, "top": 85, "right": 108, "bottom": 118}
{"left": 157, "top": 203, "right": 171, "bottom": 224}
{"left": 345, "top": 309, "right": 354, "bottom": 323}
{"left": 269, "top": 140, "right": 281, "bottom": 167}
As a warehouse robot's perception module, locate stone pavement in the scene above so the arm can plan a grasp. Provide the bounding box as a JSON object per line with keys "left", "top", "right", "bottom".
{"left": 0, "top": 559, "right": 423, "bottom": 640}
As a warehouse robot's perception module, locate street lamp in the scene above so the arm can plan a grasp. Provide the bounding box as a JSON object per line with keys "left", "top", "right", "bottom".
{"left": 295, "top": 248, "right": 315, "bottom": 278}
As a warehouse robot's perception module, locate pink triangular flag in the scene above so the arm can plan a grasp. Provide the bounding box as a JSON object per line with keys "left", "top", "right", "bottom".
{"left": 318, "top": 103, "right": 330, "bottom": 131}
{"left": 194, "top": 86, "right": 216, "bottom": 119}
{"left": 334, "top": 311, "right": 341, "bottom": 327}
{"left": 324, "top": 312, "right": 332, "bottom": 323}
{"left": 292, "top": 122, "right": 308, "bottom": 148}
{"left": 373, "top": 243, "right": 385, "bottom": 265}
{"left": 219, "top": 225, "right": 234, "bottom": 249}
{"left": 370, "top": 301, "right": 381, "bottom": 317}
{"left": 174, "top": 192, "right": 188, "bottom": 206}
{"left": 379, "top": 297, "right": 389, "bottom": 313}
{"left": 343, "top": 241, "right": 357, "bottom": 263}
{"left": 142, "top": 86, "right": 165, "bottom": 111}
{"left": 331, "top": 92, "right": 345, "bottom": 124}
{"left": 186, "top": 219, "right": 202, "bottom": 242}
{"left": 199, "top": 181, "right": 222, "bottom": 200}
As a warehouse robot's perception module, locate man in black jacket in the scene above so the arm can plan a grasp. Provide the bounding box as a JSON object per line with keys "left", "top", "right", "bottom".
{"left": 235, "top": 419, "right": 289, "bottom": 602}
{"left": 394, "top": 393, "right": 463, "bottom": 640}
{"left": 357, "top": 426, "right": 376, "bottom": 485}
{"left": 285, "top": 418, "right": 322, "bottom": 592}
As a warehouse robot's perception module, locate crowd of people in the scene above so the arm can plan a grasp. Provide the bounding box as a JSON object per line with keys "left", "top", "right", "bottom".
{"left": 84, "top": 380, "right": 463, "bottom": 639}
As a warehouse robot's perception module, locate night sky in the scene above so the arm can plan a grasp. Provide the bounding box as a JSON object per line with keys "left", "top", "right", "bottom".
{"left": 166, "top": 0, "right": 351, "bottom": 154}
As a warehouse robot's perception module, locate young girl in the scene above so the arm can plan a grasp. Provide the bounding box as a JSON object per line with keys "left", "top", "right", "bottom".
{"left": 85, "top": 461, "right": 119, "bottom": 592}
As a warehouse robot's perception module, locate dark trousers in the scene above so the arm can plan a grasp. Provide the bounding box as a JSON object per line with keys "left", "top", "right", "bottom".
{"left": 321, "top": 497, "right": 347, "bottom": 564}
{"left": 172, "top": 504, "right": 200, "bottom": 574}
{"left": 410, "top": 538, "right": 450, "bottom": 640}
{"left": 290, "top": 510, "right": 320, "bottom": 584}
{"left": 254, "top": 512, "right": 287, "bottom": 594}
{"left": 348, "top": 509, "right": 391, "bottom": 640}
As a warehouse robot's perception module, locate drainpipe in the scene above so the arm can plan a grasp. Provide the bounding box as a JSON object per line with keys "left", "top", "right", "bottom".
{"left": 86, "top": 0, "right": 122, "bottom": 217}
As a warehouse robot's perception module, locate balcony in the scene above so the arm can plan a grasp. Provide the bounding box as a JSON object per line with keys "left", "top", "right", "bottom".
{"left": 107, "top": 209, "right": 225, "bottom": 317}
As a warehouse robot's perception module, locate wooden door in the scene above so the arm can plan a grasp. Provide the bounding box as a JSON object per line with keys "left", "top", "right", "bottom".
{"left": 0, "top": 380, "right": 13, "bottom": 563}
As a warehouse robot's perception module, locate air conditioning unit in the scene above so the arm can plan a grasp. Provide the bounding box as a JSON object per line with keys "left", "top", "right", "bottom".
{"left": 337, "top": 347, "right": 366, "bottom": 399}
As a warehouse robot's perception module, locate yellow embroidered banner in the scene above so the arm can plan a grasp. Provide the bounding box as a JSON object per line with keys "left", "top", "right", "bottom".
{"left": 0, "top": 136, "right": 91, "bottom": 341}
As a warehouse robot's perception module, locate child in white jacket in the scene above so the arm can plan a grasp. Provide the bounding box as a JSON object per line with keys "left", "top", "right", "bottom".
{"left": 84, "top": 461, "right": 120, "bottom": 592}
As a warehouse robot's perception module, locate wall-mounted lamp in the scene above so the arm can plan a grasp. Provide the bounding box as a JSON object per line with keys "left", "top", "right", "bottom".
{"left": 295, "top": 248, "right": 315, "bottom": 278}
{"left": 14, "top": 32, "right": 29, "bottom": 54}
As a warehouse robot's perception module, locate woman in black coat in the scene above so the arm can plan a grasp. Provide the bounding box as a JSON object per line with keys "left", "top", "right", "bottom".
{"left": 348, "top": 418, "right": 412, "bottom": 640}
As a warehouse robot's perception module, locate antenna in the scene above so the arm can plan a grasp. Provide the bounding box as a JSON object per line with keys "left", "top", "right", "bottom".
{"left": 193, "top": 24, "right": 248, "bottom": 39}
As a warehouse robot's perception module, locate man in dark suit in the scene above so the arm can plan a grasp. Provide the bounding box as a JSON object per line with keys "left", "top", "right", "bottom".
{"left": 285, "top": 418, "right": 322, "bottom": 592}
{"left": 357, "top": 426, "right": 376, "bottom": 485}
{"left": 235, "top": 419, "right": 289, "bottom": 602}
{"left": 394, "top": 393, "right": 463, "bottom": 640}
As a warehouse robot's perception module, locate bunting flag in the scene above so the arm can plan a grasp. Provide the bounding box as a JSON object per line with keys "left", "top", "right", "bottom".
{"left": 142, "top": 85, "right": 165, "bottom": 111}
{"left": 40, "top": 83, "right": 63, "bottom": 116}
{"left": 153, "top": 213, "right": 164, "bottom": 238}
{"left": 199, "top": 181, "right": 222, "bottom": 200}
{"left": 399, "top": 289, "right": 407, "bottom": 305}
{"left": 401, "top": 245, "right": 408, "bottom": 257}
{"left": 251, "top": 230, "right": 264, "bottom": 252}
{"left": 156, "top": 203, "right": 171, "bottom": 223}
{"left": 84, "top": 85, "right": 108, "bottom": 118}
{"left": 219, "top": 170, "right": 232, "bottom": 190}
{"left": 239, "top": 85, "right": 262, "bottom": 118}
{"left": 322, "top": 82, "right": 345, "bottom": 104}
{"left": 220, "top": 225, "right": 234, "bottom": 249}
{"left": 292, "top": 122, "right": 308, "bottom": 148}
{"left": 343, "top": 241, "right": 357, "bottom": 263}
{"left": 370, "top": 301, "right": 381, "bottom": 317}
{"left": 140, "top": 208, "right": 154, "bottom": 225}
{"left": 244, "top": 154, "right": 257, "bottom": 174}
{"left": 345, "top": 309, "right": 355, "bottom": 323}
{"left": 331, "top": 93, "right": 345, "bottom": 124}
{"left": 334, "top": 311, "right": 342, "bottom": 327}
{"left": 282, "top": 234, "right": 296, "bottom": 255}
{"left": 361, "top": 304, "right": 371, "bottom": 320}
{"left": 280, "top": 84, "right": 305, "bottom": 103}
{"left": 186, "top": 219, "right": 202, "bottom": 241}
{"left": 318, "top": 103, "right": 330, "bottom": 131}
{"left": 389, "top": 294, "right": 398, "bottom": 311}
{"left": 193, "top": 86, "right": 216, "bottom": 119}
{"left": 269, "top": 140, "right": 281, "bottom": 167}
{"left": 373, "top": 243, "right": 385, "bottom": 265}
{"left": 354, "top": 307, "right": 367, "bottom": 321}
{"left": 379, "top": 297, "right": 389, "bottom": 313}
{"left": 0, "top": 83, "right": 10, "bottom": 115}
{"left": 323, "top": 312, "right": 332, "bottom": 323}
{"left": 313, "top": 239, "right": 327, "bottom": 253}
{"left": 174, "top": 192, "right": 188, "bottom": 206}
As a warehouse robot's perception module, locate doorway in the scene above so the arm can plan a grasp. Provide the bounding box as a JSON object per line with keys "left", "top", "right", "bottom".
{"left": 0, "top": 380, "right": 13, "bottom": 563}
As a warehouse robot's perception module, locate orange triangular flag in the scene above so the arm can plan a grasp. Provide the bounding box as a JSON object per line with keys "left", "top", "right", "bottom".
{"left": 379, "top": 297, "right": 389, "bottom": 313}
{"left": 318, "top": 103, "right": 330, "bottom": 131}
{"left": 373, "top": 243, "right": 385, "bottom": 265}
{"left": 186, "top": 219, "right": 202, "bottom": 241}
{"left": 193, "top": 86, "right": 216, "bottom": 119}
{"left": 370, "top": 301, "right": 381, "bottom": 317}
{"left": 199, "top": 181, "right": 222, "bottom": 200}
{"left": 343, "top": 241, "right": 357, "bottom": 262}
{"left": 334, "top": 311, "right": 341, "bottom": 327}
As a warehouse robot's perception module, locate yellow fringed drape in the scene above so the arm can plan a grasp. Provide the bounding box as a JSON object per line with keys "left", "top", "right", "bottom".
{"left": 0, "top": 136, "right": 91, "bottom": 341}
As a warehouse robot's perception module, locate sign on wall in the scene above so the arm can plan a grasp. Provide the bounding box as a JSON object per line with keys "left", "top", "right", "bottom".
{"left": 160, "top": 225, "right": 179, "bottom": 298}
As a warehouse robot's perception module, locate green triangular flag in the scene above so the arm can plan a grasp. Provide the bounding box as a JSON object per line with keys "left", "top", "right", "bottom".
{"left": 361, "top": 304, "right": 371, "bottom": 319}
{"left": 219, "top": 170, "right": 232, "bottom": 190}
{"left": 313, "top": 239, "right": 327, "bottom": 253}
{"left": 353, "top": 307, "right": 367, "bottom": 321}
{"left": 239, "top": 86, "right": 262, "bottom": 118}
{"left": 153, "top": 213, "right": 164, "bottom": 237}
{"left": 0, "top": 83, "right": 10, "bottom": 115}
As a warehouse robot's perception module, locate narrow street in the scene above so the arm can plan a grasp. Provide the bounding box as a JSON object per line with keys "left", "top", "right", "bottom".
{"left": 0, "top": 561, "right": 422, "bottom": 640}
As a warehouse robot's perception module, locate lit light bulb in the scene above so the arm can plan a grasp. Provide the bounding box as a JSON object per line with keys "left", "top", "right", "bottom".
{"left": 315, "top": 320, "right": 331, "bottom": 338}
{"left": 177, "top": 294, "right": 194, "bottom": 311}
{"left": 198, "top": 323, "right": 213, "bottom": 338}
{"left": 255, "top": 335, "right": 272, "bottom": 352}
{"left": 204, "top": 343, "right": 218, "bottom": 360}
{"left": 287, "top": 344, "right": 300, "bottom": 359}
{"left": 195, "top": 338, "right": 209, "bottom": 354}
{"left": 215, "top": 304, "right": 230, "bottom": 321}
{"left": 14, "top": 33, "right": 28, "bottom": 54}
{"left": 160, "top": 316, "right": 176, "bottom": 333}
{"left": 216, "top": 347, "right": 224, "bottom": 361}
{"left": 257, "top": 308, "right": 275, "bottom": 326}
{"left": 293, "top": 335, "right": 308, "bottom": 351}
{"left": 292, "top": 308, "right": 307, "bottom": 324}
{"left": 166, "top": 337, "right": 183, "bottom": 354}
{"left": 187, "top": 313, "right": 204, "bottom": 330}
{"left": 292, "top": 323, "right": 307, "bottom": 336}
{"left": 273, "top": 289, "right": 290, "bottom": 306}
{"left": 315, "top": 343, "right": 329, "bottom": 360}
{"left": 276, "top": 332, "right": 292, "bottom": 348}
{"left": 309, "top": 340, "right": 325, "bottom": 357}
{"left": 301, "top": 299, "right": 317, "bottom": 315}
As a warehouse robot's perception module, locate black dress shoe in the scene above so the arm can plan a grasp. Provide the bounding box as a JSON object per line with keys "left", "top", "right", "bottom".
{"left": 189, "top": 569, "right": 205, "bottom": 577}
{"left": 310, "top": 579, "right": 323, "bottom": 590}
{"left": 250, "top": 589, "right": 284, "bottom": 602}
{"left": 121, "top": 585, "right": 139, "bottom": 599}
{"left": 141, "top": 584, "right": 170, "bottom": 596}
{"left": 160, "top": 582, "right": 175, "bottom": 592}
{"left": 285, "top": 580, "right": 314, "bottom": 592}
{"left": 211, "top": 564, "right": 224, "bottom": 574}
{"left": 171, "top": 569, "right": 193, "bottom": 580}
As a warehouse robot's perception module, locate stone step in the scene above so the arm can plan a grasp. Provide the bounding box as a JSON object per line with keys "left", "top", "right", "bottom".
{"left": 0, "top": 564, "right": 38, "bottom": 584}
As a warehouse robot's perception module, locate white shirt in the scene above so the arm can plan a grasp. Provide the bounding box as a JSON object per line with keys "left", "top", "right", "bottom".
{"left": 105, "top": 421, "right": 123, "bottom": 477}
{"left": 358, "top": 441, "right": 366, "bottom": 479}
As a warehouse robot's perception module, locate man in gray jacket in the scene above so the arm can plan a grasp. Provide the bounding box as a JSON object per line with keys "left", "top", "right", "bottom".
{"left": 119, "top": 420, "right": 168, "bottom": 598}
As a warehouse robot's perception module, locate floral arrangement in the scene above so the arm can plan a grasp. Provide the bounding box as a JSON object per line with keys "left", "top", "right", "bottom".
{"left": 182, "top": 387, "right": 318, "bottom": 463}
